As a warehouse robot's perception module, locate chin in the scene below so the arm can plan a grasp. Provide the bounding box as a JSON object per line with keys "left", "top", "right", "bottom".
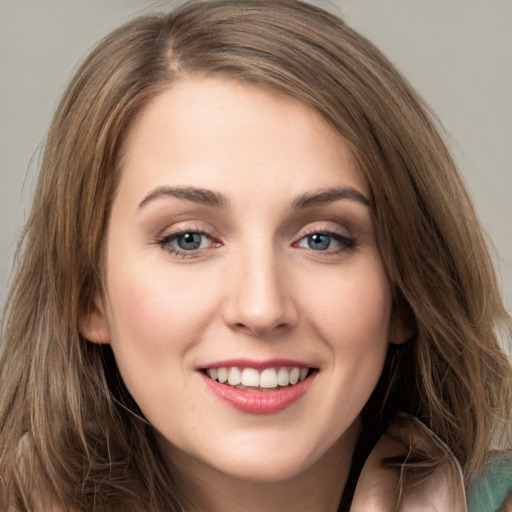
{"left": 212, "top": 454, "right": 316, "bottom": 484}
{"left": 196, "top": 427, "right": 345, "bottom": 484}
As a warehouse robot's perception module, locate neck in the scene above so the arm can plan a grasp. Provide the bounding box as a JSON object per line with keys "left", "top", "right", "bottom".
{"left": 166, "top": 422, "right": 359, "bottom": 512}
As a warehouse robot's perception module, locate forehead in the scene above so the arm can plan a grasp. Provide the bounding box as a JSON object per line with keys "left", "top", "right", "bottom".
{"left": 118, "top": 77, "right": 368, "bottom": 205}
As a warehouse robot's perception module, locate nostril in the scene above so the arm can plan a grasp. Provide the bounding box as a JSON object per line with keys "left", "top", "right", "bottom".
{"left": 222, "top": 275, "right": 299, "bottom": 335}
{"left": 231, "top": 320, "right": 290, "bottom": 337}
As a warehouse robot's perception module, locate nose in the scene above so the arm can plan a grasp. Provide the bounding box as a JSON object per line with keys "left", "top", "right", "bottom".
{"left": 222, "top": 245, "right": 298, "bottom": 336}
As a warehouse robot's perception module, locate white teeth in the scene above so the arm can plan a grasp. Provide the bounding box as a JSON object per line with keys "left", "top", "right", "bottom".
{"left": 277, "top": 367, "right": 290, "bottom": 386}
{"left": 217, "top": 367, "right": 228, "bottom": 383}
{"left": 289, "top": 367, "right": 300, "bottom": 385}
{"left": 228, "top": 367, "right": 242, "bottom": 386}
{"left": 241, "top": 368, "right": 260, "bottom": 387}
{"left": 205, "top": 366, "right": 311, "bottom": 388}
{"left": 260, "top": 368, "right": 278, "bottom": 388}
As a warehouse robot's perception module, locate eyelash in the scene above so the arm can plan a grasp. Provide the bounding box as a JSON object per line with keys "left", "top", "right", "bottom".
{"left": 154, "top": 228, "right": 220, "bottom": 258}
{"left": 154, "top": 226, "right": 358, "bottom": 259}
{"left": 292, "top": 227, "right": 358, "bottom": 254}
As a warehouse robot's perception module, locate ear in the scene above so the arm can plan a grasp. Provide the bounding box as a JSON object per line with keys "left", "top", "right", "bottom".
{"left": 389, "top": 314, "right": 414, "bottom": 345}
{"left": 79, "top": 293, "right": 111, "bottom": 345}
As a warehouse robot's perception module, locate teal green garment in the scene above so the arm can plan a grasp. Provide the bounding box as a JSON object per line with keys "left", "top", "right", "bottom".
{"left": 467, "top": 452, "right": 512, "bottom": 512}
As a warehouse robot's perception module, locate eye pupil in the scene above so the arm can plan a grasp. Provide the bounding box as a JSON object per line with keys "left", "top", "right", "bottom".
{"left": 308, "top": 234, "right": 331, "bottom": 250}
{"left": 177, "top": 233, "right": 202, "bottom": 250}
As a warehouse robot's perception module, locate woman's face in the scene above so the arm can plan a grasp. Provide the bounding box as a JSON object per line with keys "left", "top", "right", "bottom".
{"left": 86, "top": 78, "right": 404, "bottom": 484}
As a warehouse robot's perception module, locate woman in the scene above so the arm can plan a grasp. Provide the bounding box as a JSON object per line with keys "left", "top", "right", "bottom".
{"left": 0, "top": 1, "right": 511, "bottom": 510}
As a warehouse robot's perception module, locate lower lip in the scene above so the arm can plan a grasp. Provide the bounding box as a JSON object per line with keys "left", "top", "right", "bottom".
{"left": 201, "top": 372, "right": 316, "bottom": 414}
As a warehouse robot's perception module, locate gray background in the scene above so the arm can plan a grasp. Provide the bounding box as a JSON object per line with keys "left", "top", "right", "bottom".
{"left": 1, "top": 0, "right": 511, "bottom": 318}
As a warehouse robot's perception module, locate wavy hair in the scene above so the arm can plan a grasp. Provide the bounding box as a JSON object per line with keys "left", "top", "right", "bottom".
{"left": 1, "top": 1, "right": 511, "bottom": 510}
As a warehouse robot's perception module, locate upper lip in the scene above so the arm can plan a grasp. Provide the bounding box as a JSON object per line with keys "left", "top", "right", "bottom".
{"left": 198, "top": 358, "right": 315, "bottom": 371}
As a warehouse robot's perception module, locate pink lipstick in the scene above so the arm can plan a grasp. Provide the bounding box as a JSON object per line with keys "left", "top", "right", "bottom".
{"left": 199, "top": 359, "right": 317, "bottom": 414}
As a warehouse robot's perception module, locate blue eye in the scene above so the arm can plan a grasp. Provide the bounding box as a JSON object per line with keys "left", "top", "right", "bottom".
{"left": 297, "top": 232, "right": 356, "bottom": 252}
{"left": 157, "top": 231, "right": 214, "bottom": 255}
{"left": 305, "top": 233, "right": 333, "bottom": 250}
{"left": 175, "top": 232, "right": 204, "bottom": 250}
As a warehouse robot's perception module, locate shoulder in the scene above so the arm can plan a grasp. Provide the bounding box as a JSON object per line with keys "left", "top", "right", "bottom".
{"left": 467, "top": 452, "right": 512, "bottom": 512}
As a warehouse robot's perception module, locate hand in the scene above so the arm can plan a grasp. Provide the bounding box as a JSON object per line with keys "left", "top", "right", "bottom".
{"left": 499, "top": 491, "right": 512, "bottom": 512}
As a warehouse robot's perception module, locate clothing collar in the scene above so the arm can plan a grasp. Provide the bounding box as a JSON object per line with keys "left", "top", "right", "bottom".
{"left": 350, "top": 412, "right": 468, "bottom": 511}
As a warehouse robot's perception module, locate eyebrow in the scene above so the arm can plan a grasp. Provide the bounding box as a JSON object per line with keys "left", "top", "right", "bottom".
{"left": 138, "top": 186, "right": 229, "bottom": 209}
{"left": 138, "top": 185, "right": 370, "bottom": 211}
{"left": 291, "top": 187, "right": 371, "bottom": 209}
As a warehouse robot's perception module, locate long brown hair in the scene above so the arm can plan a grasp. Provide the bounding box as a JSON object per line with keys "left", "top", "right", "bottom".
{"left": 1, "top": 1, "right": 511, "bottom": 510}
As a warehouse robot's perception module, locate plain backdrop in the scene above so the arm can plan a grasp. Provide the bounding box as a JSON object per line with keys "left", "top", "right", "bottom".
{"left": 1, "top": 0, "right": 511, "bottom": 317}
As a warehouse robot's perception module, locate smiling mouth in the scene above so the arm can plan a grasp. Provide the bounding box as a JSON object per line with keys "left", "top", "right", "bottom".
{"left": 202, "top": 366, "right": 314, "bottom": 391}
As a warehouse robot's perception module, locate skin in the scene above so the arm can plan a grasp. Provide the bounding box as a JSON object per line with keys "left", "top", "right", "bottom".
{"left": 82, "top": 78, "right": 408, "bottom": 512}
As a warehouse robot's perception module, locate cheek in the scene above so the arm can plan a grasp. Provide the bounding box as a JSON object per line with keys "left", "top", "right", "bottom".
{"left": 104, "top": 254, "right": 222, "bottom": 371}
{"left": 302, "top": 258, "right": 392, "bottom": 346}
{"left": 300, "top": 257, "right": 392, "bottom": 397}
{"left": 102, "top": 257, "right": 224, "bottom": 431}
